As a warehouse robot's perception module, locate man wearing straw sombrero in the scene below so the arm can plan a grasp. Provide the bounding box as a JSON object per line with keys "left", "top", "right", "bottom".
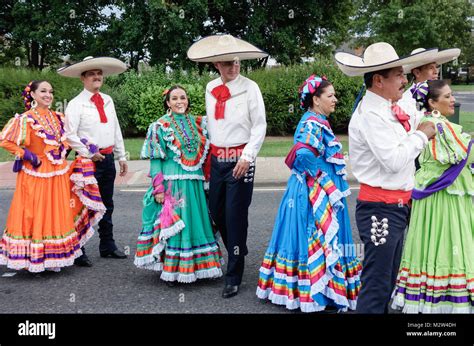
{"left": 187, "top": 34, "right": 267, "bottom": 298}
{"left": 398, "top": 47, "right": 461, "bottom": 127}
{"left": 335, "top": 43, "right": 438, "bottom": 313}
{"left": 58, "top": 56, "right": 129, "bottom": 266}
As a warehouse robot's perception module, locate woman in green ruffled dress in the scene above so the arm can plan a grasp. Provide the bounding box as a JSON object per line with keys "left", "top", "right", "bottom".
{"left": 392, "top": 80, "right": 473, "bottom": 313}
{"left": 134, "top": 85, "right": 224, "bottom": 284}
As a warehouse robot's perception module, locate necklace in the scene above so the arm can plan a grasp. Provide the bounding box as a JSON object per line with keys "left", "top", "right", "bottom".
{"left": 32, "top": 108, "right": 62, "bottom": 143}
{"left": 170, "top": 114, "right": 199, "bottom": 153}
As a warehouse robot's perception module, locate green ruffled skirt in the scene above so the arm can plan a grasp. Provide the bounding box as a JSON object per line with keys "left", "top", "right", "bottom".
{"left": 392, "top": 189, "right": 474, "bottom": 313}
{"left": 134, "top": 178, "right": 224, "bottom": 283}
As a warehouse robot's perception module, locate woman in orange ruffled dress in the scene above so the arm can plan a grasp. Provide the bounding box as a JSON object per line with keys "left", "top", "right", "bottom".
{"left": 0, "top": 80, "right": 105, "bottom": 273}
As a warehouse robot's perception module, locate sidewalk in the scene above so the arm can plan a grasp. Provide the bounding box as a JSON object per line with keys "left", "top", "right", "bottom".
{"left": 0, "top": 158, "right": 357, "bottom": 189}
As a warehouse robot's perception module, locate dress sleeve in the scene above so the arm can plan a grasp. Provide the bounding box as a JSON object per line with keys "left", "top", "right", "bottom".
{"left": 293, "top": 148, "right": 320, "bottom": 177}
{"left": 295, "top": 119, "right": 325, "bottom": 154}
{"left": 0, "top": 113, "right": 32, "bottom": 157}
{"left": 141, "top": 120, "right": 167, "bottom": 160}
{"left": 428, "top": 119, "right": 470, "bottom": 165}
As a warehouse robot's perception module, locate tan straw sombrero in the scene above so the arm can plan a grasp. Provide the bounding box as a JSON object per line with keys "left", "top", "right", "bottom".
{"left": 403, "top": 47, "right": 461, "bottom": 73}
{"left": 57, "top": 56, "right": 127, "bottom": 78}
{"left": 187, "top": 34, "right": 268, "bottom": 62}
{"left": 335, "top": 42, "right": 439, "bottom": 77}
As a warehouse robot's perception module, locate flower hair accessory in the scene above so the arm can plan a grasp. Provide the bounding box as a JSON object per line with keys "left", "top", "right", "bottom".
{"left": 22, "top": 81, "right": 34, "bottom": 111}
{"left": 162, "top": 88, "right": 170, "bottom": 97}
{"left": 298, "top": 74, "right": 328, "bottom": 110}
{"left": 410, "top": 81, "right": 429, "bottom": 112}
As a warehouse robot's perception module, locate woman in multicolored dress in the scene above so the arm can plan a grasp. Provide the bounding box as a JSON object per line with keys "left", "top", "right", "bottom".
{"left": 256, "top": 75, "right": 362, "bottom": 312}
{"left": 134, "top": 85, "right": 224, "bottom": 284}
{"left": 392, "top": 80, "right": 474, "bottom": 313}
{"left": 0, "top": 80, "right": 105, "bottom": 272}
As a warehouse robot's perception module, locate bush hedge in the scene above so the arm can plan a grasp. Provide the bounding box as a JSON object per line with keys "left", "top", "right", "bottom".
{"left": 0, "top": 59, "right": 362, "bottom": 136}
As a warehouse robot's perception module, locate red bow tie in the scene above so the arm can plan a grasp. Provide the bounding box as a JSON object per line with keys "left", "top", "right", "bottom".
{"left": 391, "top": 104, "right": 411, "bottom": 132}
{"left": 90, "top": 93, "right": 108, "bottom": 123}
{"left": 211, "top": 85, "right": 231, "bottom": 120}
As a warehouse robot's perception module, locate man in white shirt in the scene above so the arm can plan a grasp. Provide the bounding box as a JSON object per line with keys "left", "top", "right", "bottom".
{"left": 58, "top": 57, "right": 129, "bottom": 266}
{"left": 207, "top": 61, "right": 267, "bottom": 298}
{"left": 188, "top": 34, "right": 267, "bottom": 298}
{"left": 335, "top": 43, "right": 437, "bottom": 313}
{"left": 398, "top": 47, "right": 461, "bottom": 131}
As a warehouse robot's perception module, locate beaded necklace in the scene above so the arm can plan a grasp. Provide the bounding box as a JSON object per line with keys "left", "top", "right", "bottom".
{"left": 170, "top": 113, "right": 199, "bottom": 153}
{"left": 32, "top": 108, "right": 62, "bottom": 143}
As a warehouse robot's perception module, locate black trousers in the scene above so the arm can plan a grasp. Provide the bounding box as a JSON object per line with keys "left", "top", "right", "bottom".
{"left": 355, "top": 200, "right": 410, "bottom": 314}
{"left": 94, "top": 153, "right": 118, "bottom": 252}
{"left": 209, "top": 155, "right": 255, "bottom": 286}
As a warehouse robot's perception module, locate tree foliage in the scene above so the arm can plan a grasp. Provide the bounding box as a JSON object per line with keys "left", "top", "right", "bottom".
{"left": 351, "top": 0, "right": 473, "bottom": 64}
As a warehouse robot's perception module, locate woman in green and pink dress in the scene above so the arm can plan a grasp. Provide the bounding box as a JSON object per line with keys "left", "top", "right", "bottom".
{"left": 134, "top": 85, "right": 224, "bottom": 284}
{"left": 392, "top": 80, "right": 474, "bottom": 313}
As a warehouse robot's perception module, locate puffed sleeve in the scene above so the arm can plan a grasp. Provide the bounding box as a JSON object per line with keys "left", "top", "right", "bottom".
{"left": 141, "top": 120, "right": 167, "bottom": 160}
{"left": 428, "top": 119, "right": 470, "bottom": 165}
{"left": 293, "top": 148, "right": 320, "bottom": 177}
{"left": 0, "top": 113, "right": 32, "bottom": 157}
{"left": 295, "top": 119, "right": 325, "bottom": 155}
{"left": 292, "top": 120, "right": 325, "bottom": 177}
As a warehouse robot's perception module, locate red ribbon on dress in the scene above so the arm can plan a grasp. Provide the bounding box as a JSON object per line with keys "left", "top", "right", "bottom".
{"left": 90, "top": 93, "right": 108, "bottom": 123}
{"left": 284, "top": 142, "right": 320, "bottom": 169}
{"left": 391, "top": 104, "right": 411, "bottom": 132}
{"left": 211, "top": 85, "right": 231, "bottom": 120}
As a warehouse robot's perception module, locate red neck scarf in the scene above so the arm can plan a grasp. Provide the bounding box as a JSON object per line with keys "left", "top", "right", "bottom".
{"left": 391, "top": 104, "right": 411, "bottom": 132}
{"left": 211, "top": 85, "right": 231, "bottom": 120}
{"left": 90, "top": 93, "right": 108, "bottom": 123}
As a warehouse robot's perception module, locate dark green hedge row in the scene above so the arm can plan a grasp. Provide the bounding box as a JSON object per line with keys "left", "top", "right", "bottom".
{"left": 0, "top": 59, "right": 362, "bottom": 136}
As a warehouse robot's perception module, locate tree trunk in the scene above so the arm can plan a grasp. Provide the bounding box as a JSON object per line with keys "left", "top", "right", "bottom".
{"left": 26, "top": 44, "right": 31, "bottom": 66}
{"left": 30, "top": 41, "right": 39, "bottom": 68}
{"left": 39, "top": 44, "right": 45, "bottom": 70}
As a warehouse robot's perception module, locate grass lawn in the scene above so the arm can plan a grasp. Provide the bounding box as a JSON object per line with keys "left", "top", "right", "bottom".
{"left": 258, "top": 136, "right": 348, "bottom": 157}
{"left": 0, "top": 136, "right": 350, "bottom": 162}
{"left": 123, "top": 136, "right": 348, "bottom": 159}
{"left": 451, "top": 84, "right": 474, "bottom": 92}
{"left": 460, "top": 111, "right": 474, "bottom": 134}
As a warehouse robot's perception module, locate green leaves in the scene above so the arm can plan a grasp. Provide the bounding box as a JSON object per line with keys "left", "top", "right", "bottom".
{"left": 350, "top": 0, "right": 473, "bottom": 65}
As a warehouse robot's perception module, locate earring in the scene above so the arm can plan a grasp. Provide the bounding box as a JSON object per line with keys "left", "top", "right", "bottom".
{"left": 30, "top": 99, "right": 38, "bottom": 109}
{"left": 166, "top": 108, "right": 172, "bottom": 116}
{"left": 431, "top": 109, "right": 441, "bottom": 118}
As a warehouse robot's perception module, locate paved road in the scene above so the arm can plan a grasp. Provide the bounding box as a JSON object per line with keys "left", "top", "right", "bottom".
{"left": 455, "top": 92, "right": 474, "bottom": 113}
{"left": 0, "top": 187, "right": 364, "bottom": 314}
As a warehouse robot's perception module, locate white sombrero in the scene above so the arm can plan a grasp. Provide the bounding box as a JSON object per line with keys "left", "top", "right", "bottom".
{"left": 57, "top": 56, "right": 127, "bottom": 78}
{"left": 403, "top": 47, "right": 461, "bottom": 73}
{"left": 187, "top": 34, "right": 268, "bottom": 62}
{"left": 335, "top": 42, "right": 439, "bottom": 77}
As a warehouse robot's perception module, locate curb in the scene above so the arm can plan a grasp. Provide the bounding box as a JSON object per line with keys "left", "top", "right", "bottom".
{"left": 0, "top": 158, "right": 359, "bottom": 190}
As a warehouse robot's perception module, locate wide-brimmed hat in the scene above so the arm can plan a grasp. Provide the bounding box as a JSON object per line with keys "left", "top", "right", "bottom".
{"left": 57, "top": 56, "right": 127, "bottom": 78}
{"left": 335, "top": 42, "right": 439, "bottom": 77}
{"left": 187, "top": 34, "right": 268, "bottom": 62}
{"left": 403, "top": 47, "right": 461, "bottom": 73}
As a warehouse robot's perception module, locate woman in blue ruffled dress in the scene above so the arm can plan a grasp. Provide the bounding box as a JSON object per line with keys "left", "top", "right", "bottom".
{"left": 256, "top": 75, "right": 362, "bottom": 312}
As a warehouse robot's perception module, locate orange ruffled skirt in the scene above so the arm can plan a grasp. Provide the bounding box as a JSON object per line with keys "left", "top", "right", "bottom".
{"left": 0, "top": 158, "right": 105, "bottom": 272}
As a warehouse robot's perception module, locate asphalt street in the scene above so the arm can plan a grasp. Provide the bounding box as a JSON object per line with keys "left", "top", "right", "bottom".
{"left": 0, "top": 187, "right": 363, "bottom": 314}
{"left": 455, "top": 92, "right": 474, "bottom": 112}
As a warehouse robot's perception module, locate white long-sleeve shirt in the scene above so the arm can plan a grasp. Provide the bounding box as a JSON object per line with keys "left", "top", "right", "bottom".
{"left": 397, "top": 83, "right": 425, "bottom": 129}
{"left": 205, "top": 75, "right": 267, "bottom": 162}
{"left": 348, "top": 90, "right": 428, "bottom": 191}
{"left": 64, "top": 89, "right": 127, "bottom": 161}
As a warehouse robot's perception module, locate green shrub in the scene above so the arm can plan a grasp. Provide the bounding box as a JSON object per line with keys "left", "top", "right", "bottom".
{"left": 0, "top": 67, "right": 82, "bottom": 126}
{"left": 1, "top": 61, "right": 361, "bottom": 136}
{"left": 246, "top": 58, "right": 362, "bottom": 134}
